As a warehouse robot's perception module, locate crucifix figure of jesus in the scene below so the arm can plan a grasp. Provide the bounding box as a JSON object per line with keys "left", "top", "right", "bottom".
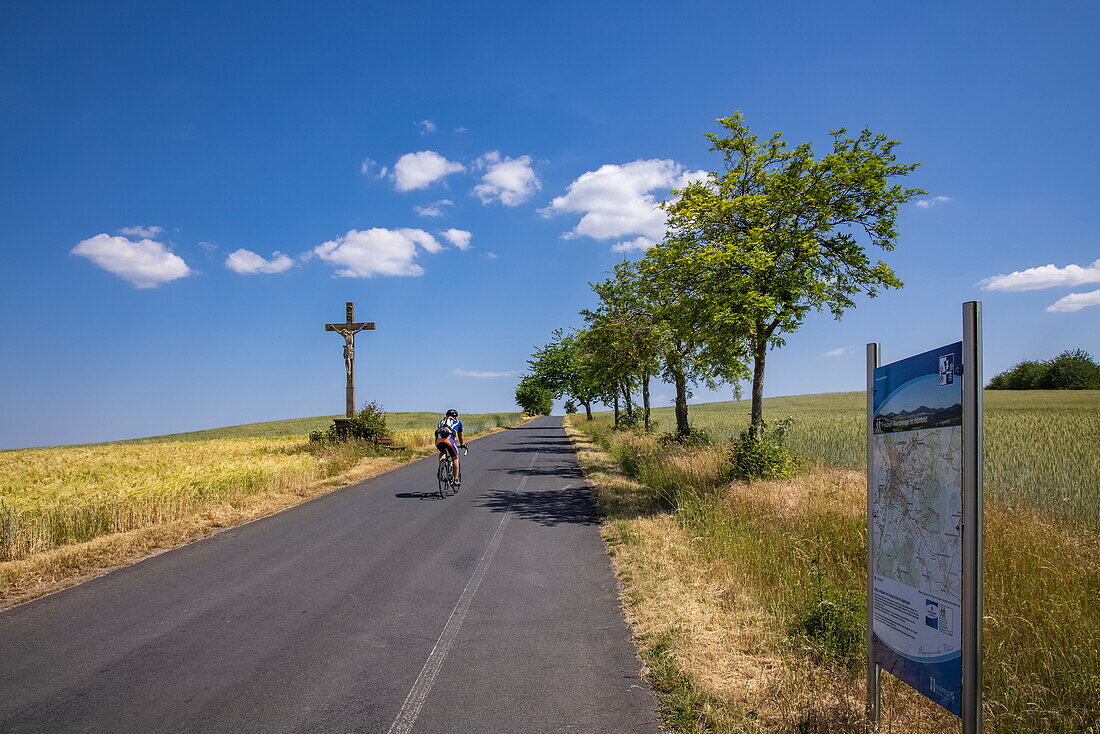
{"left": 325, "top": 302, "right": 376, "bottom": 418}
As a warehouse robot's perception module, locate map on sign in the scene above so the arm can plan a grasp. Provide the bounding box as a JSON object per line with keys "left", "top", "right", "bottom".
{"left": 870, "top": 341, "right": 964, "bottom": 717}
{"left": 872, "top": 427, "right": 962, "bottom": 599}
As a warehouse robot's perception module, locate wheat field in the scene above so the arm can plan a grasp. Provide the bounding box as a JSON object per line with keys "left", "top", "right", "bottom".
{"left": 0, "top": 411, "right": 523, "bottom": 564}
{"left": 636, "top": 390, "right": 1100, "bottom": 525}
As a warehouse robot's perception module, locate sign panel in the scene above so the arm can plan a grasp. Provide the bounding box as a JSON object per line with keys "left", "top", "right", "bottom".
{"left": 870, "top": 341, "right": 963, "bottom": 715}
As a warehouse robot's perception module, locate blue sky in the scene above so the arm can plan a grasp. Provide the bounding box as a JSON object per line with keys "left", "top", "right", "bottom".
{"left": 2, "top": 1, "right": 1098, "bottom": 448}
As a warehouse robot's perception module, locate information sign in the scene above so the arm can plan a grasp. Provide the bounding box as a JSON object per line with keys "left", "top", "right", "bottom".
{"left": 870, "top": 342, "right": 964, "bottom": 715}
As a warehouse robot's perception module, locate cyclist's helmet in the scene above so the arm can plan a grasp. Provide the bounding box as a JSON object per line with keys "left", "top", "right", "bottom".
{"left": 446, "top": 409, "right": 459, "bottom": 417}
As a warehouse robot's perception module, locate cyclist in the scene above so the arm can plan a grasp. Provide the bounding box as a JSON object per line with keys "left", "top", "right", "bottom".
{"left": 434, "top": 409, "right": 465, "bottom": 486}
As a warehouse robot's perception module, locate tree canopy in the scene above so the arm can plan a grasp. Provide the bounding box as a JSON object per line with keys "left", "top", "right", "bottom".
{"left": 661, "top": 113, "right": 925, "bottom": 430}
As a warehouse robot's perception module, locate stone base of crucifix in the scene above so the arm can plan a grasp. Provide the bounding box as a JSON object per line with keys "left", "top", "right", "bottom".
{"left": 332, "top": 417, "right": 354, "bottom": 440}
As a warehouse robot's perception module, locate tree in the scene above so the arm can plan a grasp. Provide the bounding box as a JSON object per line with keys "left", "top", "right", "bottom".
{"left": 563, "top": 399, "right": 578, "bottom": 414}
{"left": 527, "top": 329, "right": 602, "bottom": 419}
{"left": 1043, "top": 349, "right": 1100, "bottom": 389}
{"left": 987, "top": 360, "right": 1047, "bottom": 389}
{"left": 585, "top": 264, "right": 666, "bottom": 430}
{"left": 663, "top": 113, "right": 924, "bottom": 432}
{"left": 636, "top": 242, "right": 747, "bottom": 437}
{"left": 988, "top": 349, "right": 1100, "bottom": 389}
{"left": 514, "top": 374, "right": 554, "bottom": 416}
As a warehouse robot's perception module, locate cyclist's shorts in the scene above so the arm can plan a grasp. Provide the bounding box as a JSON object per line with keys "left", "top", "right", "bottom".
{"left": 435, "top": 437, "right": 458, "bottom": 457}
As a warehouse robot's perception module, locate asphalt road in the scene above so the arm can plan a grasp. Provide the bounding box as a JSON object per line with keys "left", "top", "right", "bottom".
{"left": 0, "top": 417, "right": 657, "bottom": 733}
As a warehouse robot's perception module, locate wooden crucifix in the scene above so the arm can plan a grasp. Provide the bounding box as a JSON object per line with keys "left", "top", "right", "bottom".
{"left": 325, "top": 301, "right": 376, "bottom": 418}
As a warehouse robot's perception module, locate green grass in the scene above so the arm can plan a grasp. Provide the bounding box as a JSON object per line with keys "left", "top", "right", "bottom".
{"left": 579, "top": 390, "right": 1100, "bottom": 732}
{"left": 576, "top": 415, "right": 1100, "bottom": 730}
{"left": 616, "top": 390, "right": 1100, "bottom": 525}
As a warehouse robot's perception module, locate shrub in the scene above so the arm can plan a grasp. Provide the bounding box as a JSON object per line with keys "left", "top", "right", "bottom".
{"left": 729, "top": 418, "right": 799, "bottom": 480}
{"left": 349, "top": 401, "right": 388, "bottom": 440}
{"left": 617, "top": 408, "right": 641, "bottom": 430}
{"left": 308, "top": 401, "right": 387, "bottom": 443}
{"left": 794, "top": 588, "right": 864, "bottom": 667}
{"left": 657, "top": 426, "right": 714, "bottom": 448}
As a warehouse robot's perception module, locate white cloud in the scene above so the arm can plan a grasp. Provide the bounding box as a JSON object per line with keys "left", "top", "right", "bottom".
{"left": 392, "top": 151, "right": 464, "bottom": 191}
{"left": 414, "top": 199, "right": 453, "bottom": 217}
{"left": 823, "top": 346, "right": 850, "bottom": 357}
{"left": 452, "top": 368, "right": 519, "bottom": 378}
{"left": 118, "top": 225, "right": 164, "bottom": 238}
{"left": 611, "top": 236, "right": 657, "bottom": 253}
{"left": 360, "top": 158, "right": 377, "bottom": 175}
{"left": 416, "top": 119, "right": 437, "bottom": 135}
{"left": 980, "top": 258, "right": 1100, "bottom": 292}
{"left": 916, "top": 195, "right": 952, "bottom": 209}
{"left": 485, "top": 251, "right": 498, "bottom": 259}
{"left": 224, "top": 249, "right": 295, "bottom": 274}
{"left": 472, "top": 151, "right": 541, "bottom": 206}
{"left": 198, "top": 241, "right": 219, "bottom": 251}
{"left": 454, "top": 127, "right": 468, "bottom": 133}
{"left": 541, "top": 159, "right": 707, "bottom": 251}
{"left": 1047, "top": 289, "right": 1100, "bottom": 313}
{"left": 313, "top": 228, "right": 442, "bottom": 278}
{"left": 72, "top": 233, "right": 192, "bottom": 288}
{"left": 440, "top": 228, "right": 472, "bottom": 251}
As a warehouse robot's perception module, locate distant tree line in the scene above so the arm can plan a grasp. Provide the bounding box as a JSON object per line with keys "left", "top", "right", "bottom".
{"left": 987, "top": 349, "right": 1100, "bottom": 390}
{"left": 514, "top": 113, "right": 925, "bottom": 439}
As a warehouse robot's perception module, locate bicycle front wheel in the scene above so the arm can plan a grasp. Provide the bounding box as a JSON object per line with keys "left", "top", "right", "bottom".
{"left": 438, "top": 461, "right": 450, "bottom": 499}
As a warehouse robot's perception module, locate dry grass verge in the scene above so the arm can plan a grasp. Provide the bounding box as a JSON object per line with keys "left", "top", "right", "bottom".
{"left": 566, "top": 417, "right": 1099, "bottom": 733}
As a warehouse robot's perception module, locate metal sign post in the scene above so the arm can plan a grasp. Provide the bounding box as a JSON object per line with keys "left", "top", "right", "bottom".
{"left": 962, "top": 300, "right": 984, "bottom": 734}
{"left": 866, "top": 342, "right": 881, "bottom": 732}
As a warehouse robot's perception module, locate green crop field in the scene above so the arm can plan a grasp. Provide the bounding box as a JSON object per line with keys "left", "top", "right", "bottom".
{"left": 628, "top": 390, "right": 1100, "bottom": 526}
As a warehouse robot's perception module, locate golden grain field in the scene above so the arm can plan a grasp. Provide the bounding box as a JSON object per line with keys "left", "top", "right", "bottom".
{"left": 0, "top": 414, "right": 521, "bottom": 576}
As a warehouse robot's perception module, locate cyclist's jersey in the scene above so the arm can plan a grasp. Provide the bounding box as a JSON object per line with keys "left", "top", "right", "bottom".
{"left": 435, "top": 417, "right": 462, "bottom": 442}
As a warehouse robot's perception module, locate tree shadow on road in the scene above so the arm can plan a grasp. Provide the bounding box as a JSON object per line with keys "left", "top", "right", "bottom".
{"left": 495, "top": 463, "right": 585, "bottom": 479}
{"left": 491, "top": 444, "right": 576, "bottom": 455}
{"left": 477, "top": 485, "right": 598, "bottom": 526}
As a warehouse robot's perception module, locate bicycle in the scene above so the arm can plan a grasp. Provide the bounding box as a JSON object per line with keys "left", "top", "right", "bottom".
{"left": 437, "top": 444, "right": 468, "bottom": 498}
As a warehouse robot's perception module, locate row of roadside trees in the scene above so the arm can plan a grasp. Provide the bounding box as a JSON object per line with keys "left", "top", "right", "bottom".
{"left": 515, "top": 113, "right": 925, "bottom": 439}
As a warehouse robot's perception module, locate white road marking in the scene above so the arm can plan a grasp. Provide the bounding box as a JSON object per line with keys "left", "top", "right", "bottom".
{"left": 386, "top": 452, "right": 540, "bottom": 734}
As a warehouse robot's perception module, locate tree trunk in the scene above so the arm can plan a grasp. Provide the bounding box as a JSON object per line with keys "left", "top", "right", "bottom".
{"left": 621, "top": 381, "right": 634, "bottom": 415}
{"left": 582, "top": 401, "right": 593, "bottom": 420}
{"left": 613, "top": 393, "right": 620, "bottom": 428}
{"left": 642, "top": 373, "right": 651, "bottom": 430}
{"left": 672, "top": 368, "right": 690, "bottom": 437}
{"left": 750, "top": 336, "right": 767, "bottom": 434}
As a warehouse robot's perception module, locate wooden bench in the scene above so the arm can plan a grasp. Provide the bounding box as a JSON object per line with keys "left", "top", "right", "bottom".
{"left": 373, "top": 436, "right": 406, "bottom": 450}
